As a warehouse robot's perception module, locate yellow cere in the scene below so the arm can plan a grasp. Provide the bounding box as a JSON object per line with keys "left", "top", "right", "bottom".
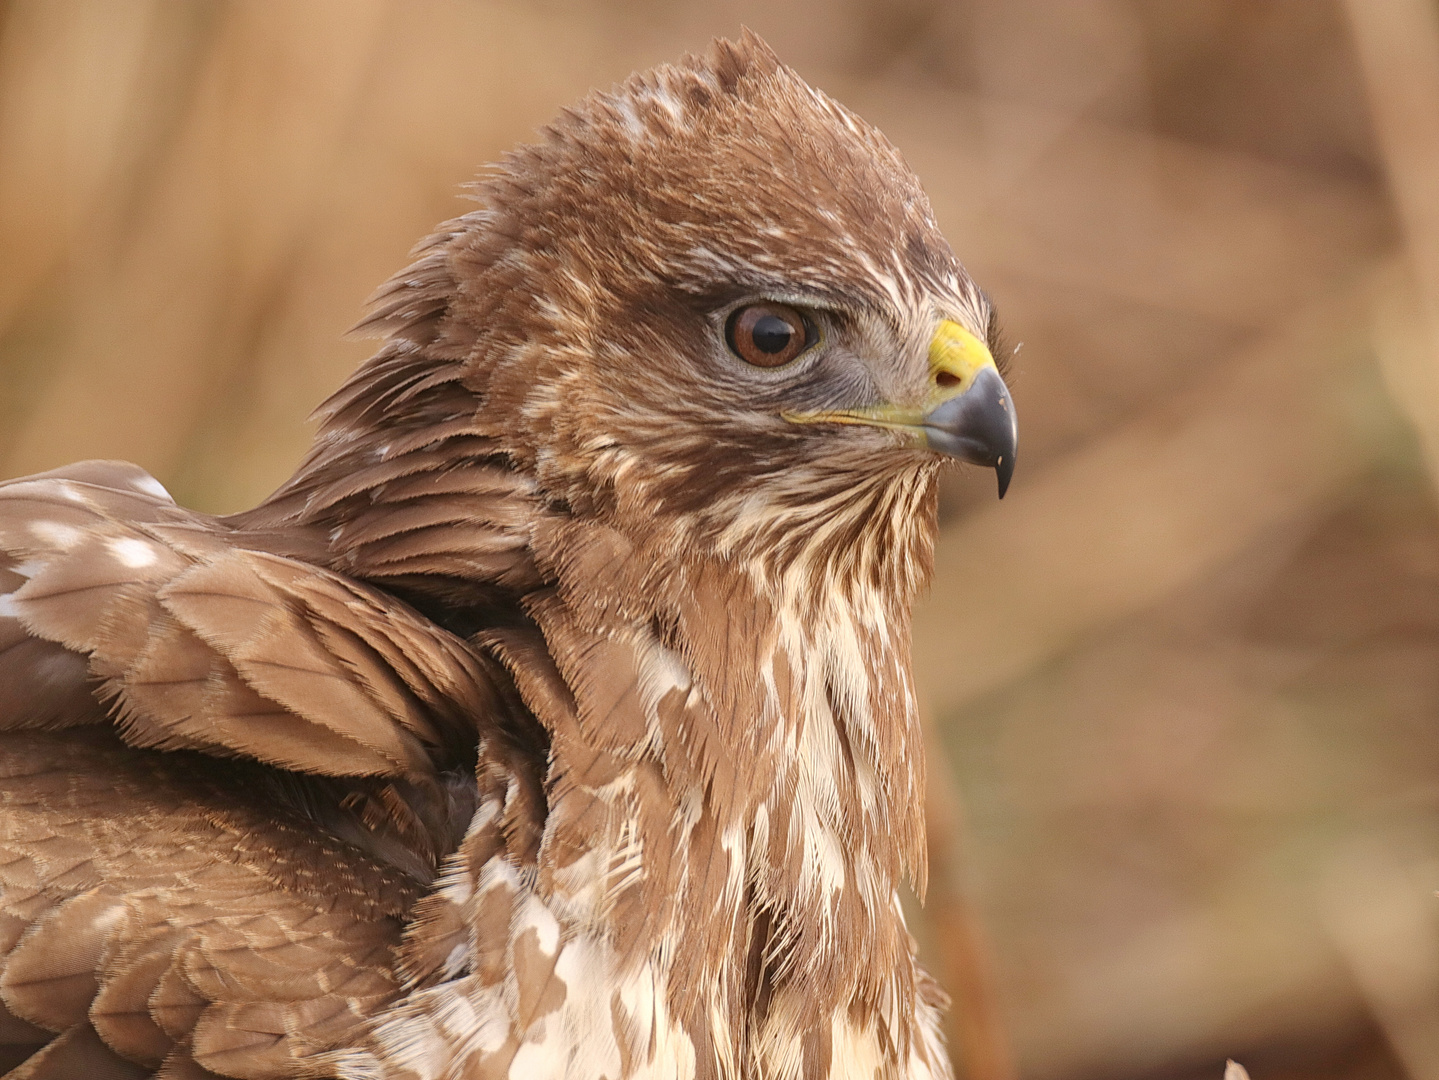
{"left": 927, "top": 319, "right": 997, "bottom": 401}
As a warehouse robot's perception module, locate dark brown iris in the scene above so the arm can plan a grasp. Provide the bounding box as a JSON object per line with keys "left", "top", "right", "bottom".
{"left": 726, "top": 303, "right": 813, "bottom": 368}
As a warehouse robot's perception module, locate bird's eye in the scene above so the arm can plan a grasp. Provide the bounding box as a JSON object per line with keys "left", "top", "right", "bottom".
{"left": 725, "top": 303, "right": 815, "bottom": 368}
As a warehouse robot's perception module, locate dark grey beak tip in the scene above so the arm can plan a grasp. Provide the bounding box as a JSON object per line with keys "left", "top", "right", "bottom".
{"left": 922, "top": 366, "right": 1018, "bottom": 499}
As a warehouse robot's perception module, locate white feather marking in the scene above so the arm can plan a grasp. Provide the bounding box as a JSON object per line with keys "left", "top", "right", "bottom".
{"left": 719, "top": 821, "right": 746, "bottom": 868}
{"left": 508, "top": 1037, "right": 563, "bottom": 1078}
{"left": 438, "top": 865, "right": 475, "bottom": 908}
{"left": 516, "top": 895, "right": 561, "bottom": 956}
{"left": 550, "top": 936, "right": 625, "bottom": 1078}
{"left": 830, "top": 1011, "right": 889, "bottom": 1080}
{"left": 607, "top": 824, "right": 646, "bottom": 906}
{"left": 799, "top": 801, "right": 846, "bottom": 896}
{"left": 53, "top": 480, "right": 87, "bottom": 503}
{"left": 366, "top": 1004, "right": 448, "bottom": 1079}
{"left": 107, "top": 536, "right": 158, "bottom": 568}
{"left": 645, "top": 82, "right": 686, "bottom": 124}
{"left": 613, "top": 96, "right": 645, "bottom": 140}
{"left": 638, "top": 641, "right": 691, "bottom": 705}
{"left": 331, "top": 1050, "right": 387, "bottom": 1080}
{"left": 614, "top": 961, "right": 698, "bottom": 1080}
{"left": 443, "top": 943, "right": 469, "bottom": 979}
{"left": 476, "top": 856, "right": 523, "bottom": 901}
{"left": 751, "top": 803, "right": 771, "bottom": 862}
{"left": 91, "top": 903, "right": 125, "bottom": 932}
{"left": 444, "top": 992, "right": 509, "bottom": 1056}
{"left": 28, "top": 520, "right": 81, "bottom": 548}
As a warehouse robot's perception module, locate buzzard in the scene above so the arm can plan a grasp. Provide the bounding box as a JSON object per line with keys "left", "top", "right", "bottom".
{"left": 0, "top": 32, "right": 1015, "bottom": 1080}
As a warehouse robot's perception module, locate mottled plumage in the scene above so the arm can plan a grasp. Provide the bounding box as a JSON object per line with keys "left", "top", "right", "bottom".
{"left": 0, "top": 33, "right": 1014, "bottom": 1080}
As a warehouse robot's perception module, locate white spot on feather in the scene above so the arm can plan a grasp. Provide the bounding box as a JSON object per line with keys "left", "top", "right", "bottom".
{"left": 438, "top": 864, "right": 474, "bottom": 908}
{"left": 443, "top": 943, "right": 469, "bottom": 979}
{"left": 549, "top": 936, "right": 626, "bottom": 1078}
{"left": 448, "top": 992, "right": 511, "bottom": 1059}
{"left": 720, "top": 821, "right": 746, "bottom": 868}
{"left": 613, "top": 96, "right": 644, "bottom": 140}
{"left": 29, "top": 521, "right": 81, "bottom": 548}
{"left": 550, "top": 848, "right": 608, "bottom": 918}
{"left": 516, "top": 895, "right": 561, "bottom": 956}
{"left": 92, "top": 903, "right": 125, "bottom": 933}
{"left": 107, "top": 536, "right": 158, "bottom": 568}
{"left": 643, "top": 82, "right": 686, "bottom": 125}
{"left": 331, "top": 1050, "right": 387, "bottom": 1080}
{"left": 800, "top": 802, "right": 847, "bottom": 896}
{"left": 508, "top": 1038, "right": 563, "bottom": 1078}
{"left": 614, "top": 962, "right": 697, "bottom": 1080}
{"left": 831, "top": 1010, "right": 888, "bottom": 1080}
{"left": 476, "top": 856, "right": 522, "bottom": 901}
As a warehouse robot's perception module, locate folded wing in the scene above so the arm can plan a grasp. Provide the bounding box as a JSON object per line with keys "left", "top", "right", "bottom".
{"left": 0, "top": 461, "right": 524, "bottom": 1078}
{"left": 0, "top": 461, "right": 503, "bottom": 777}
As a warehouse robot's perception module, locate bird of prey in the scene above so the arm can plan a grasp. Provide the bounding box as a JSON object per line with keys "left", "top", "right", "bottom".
{"left": 0, "top": 32, "right": 1015, "bottom": 1080}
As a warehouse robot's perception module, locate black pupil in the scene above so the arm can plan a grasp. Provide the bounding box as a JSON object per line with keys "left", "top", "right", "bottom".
{"left": 751, "top": 314, "right": 794, "bottom": 353}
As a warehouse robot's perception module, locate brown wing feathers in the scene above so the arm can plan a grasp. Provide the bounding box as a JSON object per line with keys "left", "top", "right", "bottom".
{"left": 0, "top": 462, "right": 532, "bottom": 1077}
{"left": 0, "top": 463, "right": 505, "bottom": 776}
{"left": 0, "top": 731, "right": 420, "bottom": 1078}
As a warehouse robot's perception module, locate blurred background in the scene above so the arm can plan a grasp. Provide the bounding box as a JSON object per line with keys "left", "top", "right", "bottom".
{"left": 2, "top": 1, "right": 1438, "bottom": 1078}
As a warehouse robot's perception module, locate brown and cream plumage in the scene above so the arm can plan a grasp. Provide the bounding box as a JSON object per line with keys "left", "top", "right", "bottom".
{"left": 0, "top": 33, "right": 1015, "bottom": 1080}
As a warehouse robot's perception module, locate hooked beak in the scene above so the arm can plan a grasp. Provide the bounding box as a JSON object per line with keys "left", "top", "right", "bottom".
{"left": 784, "top": 319, "right": 1018, "bottom": 497}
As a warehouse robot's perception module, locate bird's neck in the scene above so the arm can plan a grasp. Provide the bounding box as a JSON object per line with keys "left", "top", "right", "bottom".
{"left": 355, "top": 516, "right": 954, "bottom": 1080}
{"left": 488, "top": 490, "right": 948, "bottom": 1076}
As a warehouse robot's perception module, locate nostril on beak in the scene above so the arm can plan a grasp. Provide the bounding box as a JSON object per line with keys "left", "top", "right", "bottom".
{"left": 934, "top": 370, "right": 961, "bottom": 389}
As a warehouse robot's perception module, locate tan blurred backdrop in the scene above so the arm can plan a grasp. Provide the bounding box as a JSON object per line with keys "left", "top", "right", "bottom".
{"left": 3, "top": 2, "right": 1439, "bottom": 1079}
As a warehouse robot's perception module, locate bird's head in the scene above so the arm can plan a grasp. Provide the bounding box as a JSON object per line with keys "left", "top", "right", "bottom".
{"left": 343, "top": 31, "right": 1014, "bottom": 583}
